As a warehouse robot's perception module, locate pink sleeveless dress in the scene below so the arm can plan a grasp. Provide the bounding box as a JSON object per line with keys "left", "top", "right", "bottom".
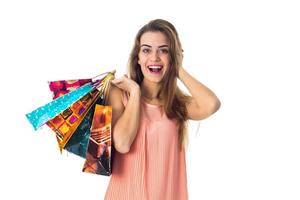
{"left": 104, "top": 92, "right": 188, "bottom": 200}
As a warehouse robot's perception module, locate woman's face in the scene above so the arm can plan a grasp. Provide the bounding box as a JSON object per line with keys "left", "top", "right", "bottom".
{"left": 138, "top": 31, "right": 170, "bottom": 84}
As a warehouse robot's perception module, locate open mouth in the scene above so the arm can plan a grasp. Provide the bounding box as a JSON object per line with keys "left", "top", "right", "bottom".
{"left": 147, "top": 65, "right": 163, "bottom": 73}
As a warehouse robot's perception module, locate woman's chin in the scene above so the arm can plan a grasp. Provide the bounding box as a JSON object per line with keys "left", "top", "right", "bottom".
{"left": 143, "top": 77, "right": 163, "bottom": 84}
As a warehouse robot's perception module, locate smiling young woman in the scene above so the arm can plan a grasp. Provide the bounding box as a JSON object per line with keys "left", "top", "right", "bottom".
{"left": 104, "top": 19, "right": 221, "bottom": 200}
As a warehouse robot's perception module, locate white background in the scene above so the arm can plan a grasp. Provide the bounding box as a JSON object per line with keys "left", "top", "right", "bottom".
{"left": 0, "top": 0, "right": 299, "bottom": 199}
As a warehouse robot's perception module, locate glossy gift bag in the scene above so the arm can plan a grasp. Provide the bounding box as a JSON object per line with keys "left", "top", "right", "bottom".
{"left": 26, "top": 71, "right": 115, "bottom": 166}
{"left": 83, "top": 104, "right": 113, "bottom": 176}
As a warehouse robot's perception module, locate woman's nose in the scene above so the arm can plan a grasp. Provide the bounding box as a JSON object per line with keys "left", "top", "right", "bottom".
{"left": 150, "top": 50, "right": 160, "bottom": 61}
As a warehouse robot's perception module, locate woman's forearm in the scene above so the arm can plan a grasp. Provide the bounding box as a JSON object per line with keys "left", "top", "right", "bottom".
{"left": 179, "top": 67, "right": 221, "bottom": 114}
{"left": 113, "top": 88, "right": 141, "bottom": 153}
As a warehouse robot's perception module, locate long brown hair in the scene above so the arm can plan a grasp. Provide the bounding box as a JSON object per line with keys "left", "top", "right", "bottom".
{"left": 128, "top": 19, "right": 190, "bottom": 150}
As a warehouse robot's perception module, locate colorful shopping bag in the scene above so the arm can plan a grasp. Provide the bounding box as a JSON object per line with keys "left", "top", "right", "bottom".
{"left": 26, "top": 71, "right": 115, "bottom": 175}
{"left": 46, "top": 72, "right": 113, "bottom": 155}
{"left": 49, "top": 79, "right": 91, "bottom": 99}
{"left": 47, "top": 78, "right": 95, "bottom": 156}
{"left": 82, "top": 104, "right": 113, "bottom": 176}
{"left": 26, "top": 82, "right": 95, "bottom": 130}
{"left": 46, "top": 88, "right": 101, "bottom": 152}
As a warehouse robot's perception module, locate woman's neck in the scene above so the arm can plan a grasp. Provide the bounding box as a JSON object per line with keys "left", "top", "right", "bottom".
{"left": 141, "top": 79, "right": 161, "bottom": 100}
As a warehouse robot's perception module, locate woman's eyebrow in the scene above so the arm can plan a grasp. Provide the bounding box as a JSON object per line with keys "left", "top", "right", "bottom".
{"left": 158, "top": 45, "right": 169, "bottom": 48}
{"left": 140, "top": 44, "right": 169, "bottom": 48}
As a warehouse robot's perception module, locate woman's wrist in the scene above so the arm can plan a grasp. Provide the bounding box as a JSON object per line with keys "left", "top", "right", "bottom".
{"left": 130, "top": 84, "right": 141, "bottom": 97}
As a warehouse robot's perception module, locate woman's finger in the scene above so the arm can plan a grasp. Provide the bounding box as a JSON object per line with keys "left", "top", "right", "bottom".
{"left": 112, "top": 82, "right": 128, "bottom": 91}
{"left": 111, "top": 77, "right": 123, "bottom": 84}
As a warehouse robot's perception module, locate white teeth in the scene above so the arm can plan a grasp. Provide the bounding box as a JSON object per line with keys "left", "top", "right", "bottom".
{"left": 148, "top": 66, "right": 162, "bottom": 69}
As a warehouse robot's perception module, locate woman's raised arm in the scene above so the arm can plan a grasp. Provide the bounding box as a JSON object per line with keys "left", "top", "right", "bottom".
{"left": 178, "top": 67, "right": 221, "bottom": 120}
{"left": 108, "top": 76, "right": 141, "bottom": 153}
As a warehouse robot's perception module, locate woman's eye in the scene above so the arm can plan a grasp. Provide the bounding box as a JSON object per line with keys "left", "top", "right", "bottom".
{"left": 142, "top": 48, "right": 150, "bottom": 53}
{"left": 160, "top": 49, "right": 169, "bottom": 54}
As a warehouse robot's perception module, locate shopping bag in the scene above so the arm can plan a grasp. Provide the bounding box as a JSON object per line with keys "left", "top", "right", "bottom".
{"left": 46, "top": 88, "right": 101, "bottom": 152}
{"left": 49, "top": 79, "right": 91, "bottom": 99}
{"left": 26, "top": 72, "right": 113, "bottom": 131}
{"left": 26, "top": 71, "right": 115, "bottom": 175}
{"left": 82, "top": 104, "right": 113, "bottom": 176}
{"left": 26, "top": 82, "right": 95, "bottom": 130}
{"left": 47, "top": 72, "right": 113, "bottom": 155}
{"left": 47, "top": 78, "right": 95, "bottom": 157}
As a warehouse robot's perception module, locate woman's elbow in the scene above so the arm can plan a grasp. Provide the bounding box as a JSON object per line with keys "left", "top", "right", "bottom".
{"left": 114, "top": 143, "right": 130, "bottom": 154}
{"left": 113, "top": 134, "right": 131, "bottom": 154}
{"left": 203, "top": 98, "right": 221, "bottom": 118}
{"left": 214, "top": 98, "right": 221, "bottom": 113}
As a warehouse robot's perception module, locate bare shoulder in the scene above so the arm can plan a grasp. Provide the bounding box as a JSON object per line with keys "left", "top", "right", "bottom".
{"left": 107, "top": 84, "right": 124, "bottom": 108}
{"left": 107, "top": 84, "right": 125, "bottom": 125}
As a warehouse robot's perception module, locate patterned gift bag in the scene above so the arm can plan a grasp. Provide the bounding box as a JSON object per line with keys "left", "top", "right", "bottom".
{"left": 82, "top": 104, "right": 113, "bottom": 176}
{"left": 26, "top": 71, "right": 114, "bottom": 154}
